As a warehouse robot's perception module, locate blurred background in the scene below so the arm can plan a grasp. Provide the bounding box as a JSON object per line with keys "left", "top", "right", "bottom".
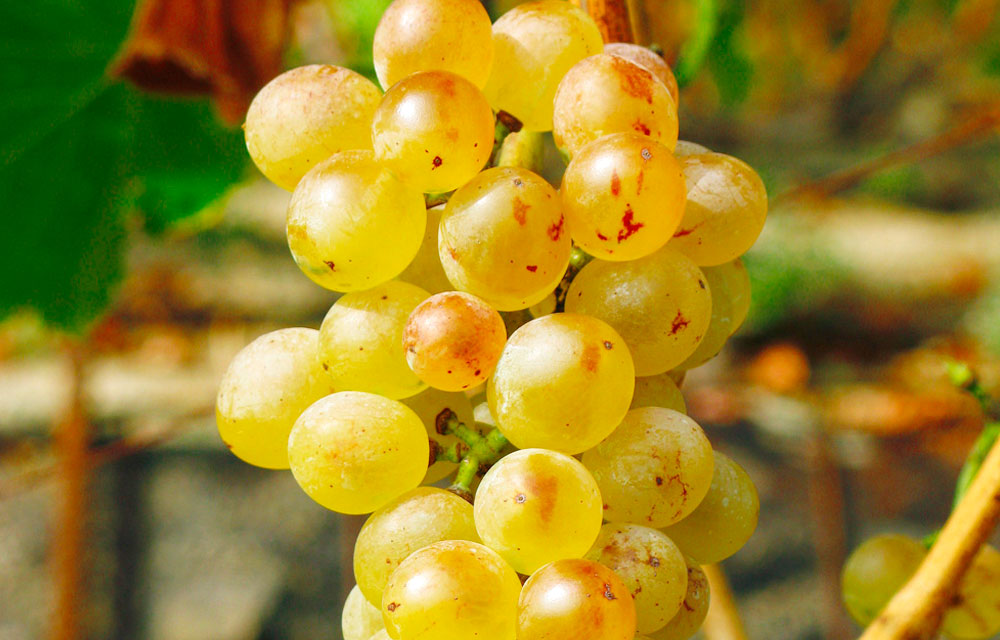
{"left": 1, "top": 0, "right": 1000, "bottom": 638}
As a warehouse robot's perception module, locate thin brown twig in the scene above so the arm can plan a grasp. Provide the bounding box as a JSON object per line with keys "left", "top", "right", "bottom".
{"left": 702, "top": 563, "right": 749, "bottom": 640}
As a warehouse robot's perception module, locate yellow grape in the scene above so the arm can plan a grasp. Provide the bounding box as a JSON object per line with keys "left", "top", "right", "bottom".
{"left": 488, "top": 313, "right": 635, "bottom": 454}
{"left": 372, "top": 71, "right": 494, "bottom": 193}
{"left": 245, "top": 65, "right": 381, "bottom": 191}
{"left": 216, "top": 328, "right": 333, "bottom": 469}
{"left": 438, "top": 167, "right": 571, "bottom": 311}
{"left": 582, "top": 408, "right": 714, "bottom": 527}
{"left": 604, "top": 43, "right": 679, "bottom": 105}
{"left": 518, "top": 558, "right": 637, "bottom": 640}
{"left": 287, "top": 392, "right": 428, "bottom": 514}
{"left": 369, "top": 631, "right": 392, "bottom": 640}
{"left": 662, "top": 451, "right": 759, "bottom": 564}
{"left": 942, "top": 544, "right": 1000, "bottom": 639}
{"left": 399, "top": 205, "right": 453, "bottom": 295}
{"left": 484, "top": 0, "right": 603, "bottom": 131}
{"left": 561, "top": 133, "right": 686, "bottom": 261}
{"left": 668, "top": 152, "right": 768, "bottom": 266}
{"left": 474, "top": 449, "right": 603, "bottom": 574}
{"left": 553, "top": 53, "right": 678, "bottom": 157}
{"left": 373, "top": 0, "right": 494, "bottom": 90}
{"left": 585, "top": 523, "right": 688, "bottom": 633}
{"left": 403, "top": 291, "right": 507, "bottom": 392}
{"left": 565, "top": 247, "right": 712, "bottom": 375}
{"left": 648, "top": 562, "right": 710, "bottom": 640}
{"left": 354, "top": 487, "right": 480, "bottom": 605}
{"left": 318, "top": 281, "right": 430, "bottom": 400}
{"left": 675, "top": 259, "right": 751, "bottom": 370}
{"left": 528, "top": 292, "right": 557, "bottom": 318}
{"left": 631, "top": 372, "right": 687, "bottom": 413}
{"left": 673, "top": 140, "right": 710, "bottom": 156}
{"left": 344, "top": 585, "right": 385, "bottom": 640}
{"left": 286, "top": 150, "right": 425, "bottom": 292}
{"left": 382, "top": 540, "right": 521, "bottom": 640}
{"left": 400, "top": 388, "right": 475, "bottom": 484}
{"left": 841, "top": 534, "right": 926, "bottom": 626}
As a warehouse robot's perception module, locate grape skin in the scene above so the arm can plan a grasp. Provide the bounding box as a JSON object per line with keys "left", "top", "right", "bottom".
{"left": 286, "top": 150, "right": 426, "bottom": 292}
{"left": 840, "top": 533, "right": 926, "bottom": 626}
{"left": 216, "top": 328, "right": 333, "bottom": 470}
{"left": 343, "top": 584, "right": 385, "bottom": 640}
{"left": 631, "top": 372, "right": 687, "bottom": 413}
{"left": 648, "top": 562, "right": 710, "bottom": 640}
{"left": 474, "top": 449, "right": 603, "bottom": 574}
{"left": 399, "top": 387, "right": 475, "bottom": 484}
{"left": 287, "top": 391, "right": 429, "bottom": 515}
{"left": 603, "top": 43, "right": 679, "bottom": 105}
{"left": 673, "top": 140, "right": 711, "bottom": 156}
{"left": 399, "top": 205, "right": 453, "bottom": 295}
{"left": 675, "top": 258, "right": 751, "bottom": 370}
{"left": 488, "top": 313, "right": 635, "bottom": 454}
{"left": 245, "top": 65, "right": 382, "bottom": 191}
{"left": 941, "top": 544, "right": 1000, "bottom": 639}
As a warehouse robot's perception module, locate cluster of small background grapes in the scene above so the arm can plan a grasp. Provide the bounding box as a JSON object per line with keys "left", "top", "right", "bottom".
{"left": 215, "top": 1, "right": 770, "bottom": 640}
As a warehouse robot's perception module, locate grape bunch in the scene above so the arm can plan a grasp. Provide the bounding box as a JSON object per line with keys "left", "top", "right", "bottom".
{"left": 217, "top": 1, "right": 769, "bottom": 639}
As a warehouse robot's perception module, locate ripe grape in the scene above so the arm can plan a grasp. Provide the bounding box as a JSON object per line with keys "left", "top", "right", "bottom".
{"left": 488, "top": 313, "right": 635, "bottom": 454}
{"left": 368, "top": 631, "right": 392, "bottom": 640}
{"left": 518, "top": 558, "right": 637, "bottom": 640}
{"left": 560, "top": 133, "right": 686, "bottom": 261}
{"left": 343, "top": 584, "right": 385, "bottom": 640}
{"left": 286, "top": 150, "right": 425, "bottom": 292}
{"left": 318, "top": 281, "right": 430, "bottom": 400}
{"left": 840, "top": 534, "right": 926, "bottom": 626}
{"left": 287, "top": 391, "right": 428, "bottom": 514}
{"left": 399, "top": 205, "right": 453, "bottom": 295}
{"left": 668, "top": 152, "right": 768, "bottom": 266}
{"left": 662, "top": 451, "right": 759, "bottom": 564}
{"left": 382, "top": 540, "right": 521, "bottom": 640}
{"left": 372, "top": 0, "right": 493, "bottom": 90}
{"left": 676, "top": 259, "right": 751, "bottom": 370}
{"left": 400, "top": 388, "right": 475, "bottom": 484}
{"left": 631, "top": 372, "right": 687, "bottom": 413}
{"left": 474, "top": 449, "right": 603, "bottom": 574}
{"left": 673, "top": 140, "right": 710, "bottom": 156}
{"left": 553, "top": 53, "right": 678, "bottom": 157}
{"left": 245, "top": 65, "right": 381, "bottom": 191}
{"left": 484, "top": 0, "right": 603, "bottom": 131}
{"left": 942, "top": 544, "right": 1000, "bottom": 639}
{"left": 648, "top": 562, "right": 710, "bottom": 640}
{"left": 216, "top": 328, "right": 333, "bottom": 469}
{"left": 403, "top": 291, "right": 507, "bottom": 392}
{"left": 582, "top": 408, "right": 714, "bottom": 527}
{"left": 354, "top": 487, "right": 479, "bottom": 605}
{"left": 565, "top": 247, "right": 712, "bottom": 375}
{"left": 585, "top": 523, "right": 688, "bottom": 633}
{"left": 438, "top": 167, "right": 571, "bottom": 311}
{"left": 372, "top": 71, "right": 494, "bottom": 194}
{"left": 603, "top": 43, "right": 679, "bottom": 105}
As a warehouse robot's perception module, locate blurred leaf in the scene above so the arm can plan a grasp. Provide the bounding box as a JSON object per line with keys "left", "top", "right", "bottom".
{"left": 706, "top": 0, "right": 753, "bottom": 107}
{"left": 324, "top": 0, "right": 393, "bottom": 81}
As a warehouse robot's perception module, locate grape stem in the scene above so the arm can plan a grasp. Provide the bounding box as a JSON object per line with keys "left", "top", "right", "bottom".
{"left": 435, "top": 409, "right": 508, "bottom": 501}
{"left": 449, "top": 455, "right": 480, "bottom": 503}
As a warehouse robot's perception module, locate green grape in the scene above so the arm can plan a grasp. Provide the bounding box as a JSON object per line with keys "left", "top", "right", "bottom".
{"left": 344, "top": 585, "right": 385, "bottom": 640}
{"left": 582, "top": 408, "right": 714, "bottom": 527}
{"left": 631, "top": 373, "right": 687, "bottom": 413}
{"left": 518, "top": 558, "right": 637, "bottom": 640}
{"left": 399, "top": 205, "right": 453, "bottom": 295}
{"left": 382, "top": 540, "right": 521, "bottom": 640}
{"left": 286, "top": 150, "right": 426, "bottom": 292}
{"left": 672, "top": 140, "right": 710, "bottom": 156}
{"left": 565, "top": 247, "right": 712, "bottom": 375}
{"left": 560, "top": 133, "right": 686, "bottom": 262}
{"left": 216, "top": 328, "right": 333, "bottom": 469}
{"left": 648, "top": 562, "right": 710, "bottom": 640}
{"left": 287, "top": 391, "right": 428, "bottom": 514}
{"left": 675, "top": 259, "right": 751, "bottom": 371}
{"left": 438, "top": 167, "right": 571, "bottom": 311}
{"left": 372, "top": 0, "right": 493, "bottom": 90}
{"left": 603, "top": 43, "right": 679, "bottom": 105}
{"left": 662, "top": 451, "right": 759, "bottom": 564}
{"left": 942, "top": 544, "right": 1000, "bottom": 639}
{"left": 372, "top": 71, "right": 494, "bottom": 194}
{"left": 403, "top": 291, "right": 507, "bottom": 392}
{"left": 553, "top": 53, "right": 678, "bottom": 157}
{"left": 318, "top": 281, "right": 430, "bottom": 400}
{"left": 840, "top": 534, "right": 926, "bottom": 626}
{"left": 488, "top": 313, "right": 635, "bottom": 454}
{"left": 667, "top": 152, "right": 768, "bottom": 267}
{"left": 474, "top": 448, "right": 603, "bottom": 574}
{"left": 483, "top": 0, "right": 603, "bottom": 131}
{"left": 400, "top": 388, "right": 475, "bottom": 484}
{"left": 585, "top": 523, "right": 688, "bottom": 633}
{"left": 245, "top": 65, "right": 381, "bottom": 191}
{"left": 354, "top": 487, "right": 480, "bottom": 605}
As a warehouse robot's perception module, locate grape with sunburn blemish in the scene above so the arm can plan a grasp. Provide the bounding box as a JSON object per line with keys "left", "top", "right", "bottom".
{"left": 604, "top": 42, "right": 679, "bottom": 105}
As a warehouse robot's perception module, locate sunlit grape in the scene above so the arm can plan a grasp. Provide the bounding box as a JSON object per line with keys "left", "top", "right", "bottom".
{"left": 216, "top": 328, "right": 333, "bottom": 469}
{"left": 561, "top": 133, "right": 686, "bottom": 261}
{"left": 676, "top": 259, "right": 751, "bottom": 370}
{"left": 400, "top": 388, "right": 475, "bottom": 484}
{"left": 399, "top": 205, "right": 452, "bottom": 295}
{"left": 372, "top": 71, "right": 494, "bottom": 193}
{"left": 287, "top": 392, "right": 428, "bottom": 514}
{"left": 488, "top": 313, "right": 635, "bottom": 454}
{"left": 245, "top": 65, "right": 381, "bottom": 191}
{"left": 286, "top": 150, "right": 425, "bottom": 292}
{"left": 648, "top": 562, "right": 710, "bottom": 640}
{"left": 841, "top": 534, "right": 926, "bottom": 626}
{"left": 344, "top": 585, "right": 385, "bottom": 640}
{"left": 942, "top": 544, "right": 1000, "bottom": 639}
{"left": 604, "top": 43, "right": 679, "bottom": 105}
{"left": 631, "top": 372, "right": 687, "bottom": 413}
{"left": 673, "top": 140, "right": 710, "bottom": 156}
